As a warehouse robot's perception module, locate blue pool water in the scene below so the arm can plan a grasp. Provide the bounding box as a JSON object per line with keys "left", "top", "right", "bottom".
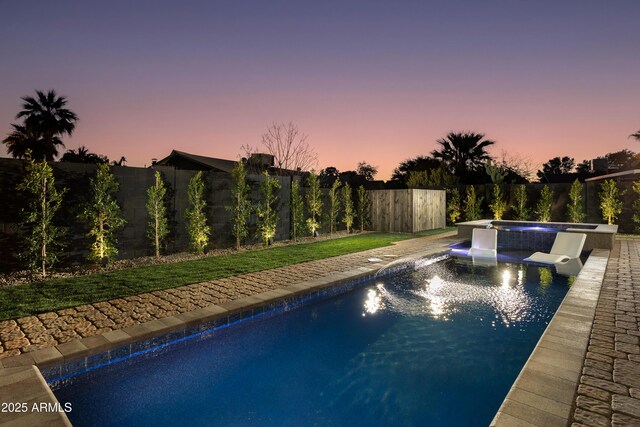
{"left": 53, "top": 257, "right": 572, "bottom": 426}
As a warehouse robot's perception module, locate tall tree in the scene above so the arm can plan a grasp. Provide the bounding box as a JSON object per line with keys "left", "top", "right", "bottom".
{"left": 341, "top": 183, "right": 354, "bottom": 233}
{"left": 576, "top": 160, "right": 591, "bottom": 175}
{"left": 256, "top": 172, "right": 281, "bottom": 246}
{"left": 513, "top": 184, "right": 529, "bottom": 221}
{"left": 599, "top": 179, "right": 625, "bottom": 225}
{"left": 290, "top": 179, "right": 305, "bottom": 241}
{"left": 463, "top": 186, "right": 483, "bottom": 221}
{"left": 357, "top": 162, "right": 378, "bottom": 181}
{"left": 260, "top": 122, "right": 317, "bottom": 174}
{"left": 3, "top": 90, "right": 78, "bottom": 161}
{"left": 392, "top": 156, "right": 441, "bottom": 184}
{"left": 306, "top": 170, "right": 322, "bottom": 236}
{"left": 537, "top": 156, "right": 575, "bottom": 181}
{"left": 111, "top": 156, "right": 127, "bottom": 167}
{"left": 2, "top": 124, "right": 40, "bottom": 159}
{"left": 535, "top": 185, "right": 553, "bottom": 222}
{"left": 60, "top": 145, "right": 109, "bottom": 164}
{"left": 327, "top": 179, "right": 341, "bottom": 235}
{"left": 357, "top": 185, "right": 369, "bottom": 232}
{"left": 489, "top": 185, "right": 507, "bottom": 220}
{"left": 447, "top": 188, "right": 462, "bottom": 224}
{"left": 228, "top": 161, "right": 252, "bottom": 250}
{"left": 602, "top": 149, "right": 638, "bottom": 170}
{"left": 80, "top": 164, "right": 126, "bottom": 263}
{"left": 18, "top": 156, "right": 66, "bottom": 277}
{"left": 567, "top": 179, "right": 585, "bottom": 223}
{"left": 431, "top": 132, "right": 495, "bottom": 180}
{"left": 630, "top": 130, "right": 640, "bottom": 142}
{"left": 185, "top": 171, "right": 210, "bottom": 254}
{"left": 146, "top": 171, "right": 169, "bottom": 257}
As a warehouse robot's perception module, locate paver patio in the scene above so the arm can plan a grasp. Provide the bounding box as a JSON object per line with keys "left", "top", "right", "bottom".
{"left": 572, "top": 238, "right": 640, "bottom": 426}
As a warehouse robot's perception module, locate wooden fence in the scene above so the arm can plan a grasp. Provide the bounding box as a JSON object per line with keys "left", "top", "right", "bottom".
{"left": 368, "top": 189, "right": 446, "bottom": 233}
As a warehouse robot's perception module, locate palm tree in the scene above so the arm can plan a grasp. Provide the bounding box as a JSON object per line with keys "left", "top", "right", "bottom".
{"left": 631, "top": 130, "right": 640, "bottom": 142}
{"left": 2, "top": 124, "right": 40, "bottom": 159}
{"left": 11, "top": 89, "right": 78, "bottom": 161}
{"left": 60, "top": 145, "right": 108, "bottom": 164}
{"left": 112, "top": 156, "right": 127, "bottom": 166}
{"left": 431, "top": 131, "right": 495, "bottom": 180}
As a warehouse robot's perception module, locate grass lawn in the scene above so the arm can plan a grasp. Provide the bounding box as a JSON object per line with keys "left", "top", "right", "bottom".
{"left": 617, "top": 233, "right": 640, "bottom": 239}
{"left": 0, "top": 228, "right": 454, "bottom": 320}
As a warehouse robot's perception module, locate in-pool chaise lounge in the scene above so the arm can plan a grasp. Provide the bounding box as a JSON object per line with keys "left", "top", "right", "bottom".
{"left": 468, "top": 228, "right": 497, "bottom": 258}
{"left": 523, "top": 232, "right": 586, "bottom": 264}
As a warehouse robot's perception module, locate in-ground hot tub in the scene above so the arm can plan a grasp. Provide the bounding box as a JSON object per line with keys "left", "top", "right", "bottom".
{"left": 457, "top": 219, "right": 617, "bottom": 251}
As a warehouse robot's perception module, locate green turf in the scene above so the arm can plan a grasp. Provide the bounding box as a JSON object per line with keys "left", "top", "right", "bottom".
{"left": 0, "top": 228, "right": 455, "bottom": 320}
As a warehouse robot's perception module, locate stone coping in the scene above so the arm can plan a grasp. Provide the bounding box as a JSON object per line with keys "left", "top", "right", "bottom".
{"left": 491, "top": 248, "right": 611, "bottom": 426}
{"left": 0, "top": 366, "right": 72, "bottom": 426}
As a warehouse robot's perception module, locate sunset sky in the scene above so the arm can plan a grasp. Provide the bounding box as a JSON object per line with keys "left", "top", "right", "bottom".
{"left": 1, "top": 1, "right": 639, "bottom": 180}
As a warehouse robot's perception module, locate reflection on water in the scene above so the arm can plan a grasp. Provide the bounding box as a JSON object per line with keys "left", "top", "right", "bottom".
{"left": 539, "top": 267, "right": 553, "bottom": 288}
{"left": 363, "top": 288, "right": 383, "bottom": 315}
{"left": 360, "top": 258, "right": 572, "bottom": 329}
{"left": 327, "top": 257, "right": 572, "bottom": 425}
{"left": 502, "top": 270, "right": 511, "bottom": 288}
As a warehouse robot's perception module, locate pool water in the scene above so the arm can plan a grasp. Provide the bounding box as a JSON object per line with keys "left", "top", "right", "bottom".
{"left": 53, "top": 257, "right": 571, "bottom": 426}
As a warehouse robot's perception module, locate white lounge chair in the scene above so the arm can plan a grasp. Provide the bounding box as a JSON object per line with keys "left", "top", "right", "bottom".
{"left": 468, "top": 228, "right": 497, "bottom": 258}
{"left": 555, "top": 257, "right": 583, "bottom": 276}
{"left": 523, "top": 232, "right": 586, "bottom": 264}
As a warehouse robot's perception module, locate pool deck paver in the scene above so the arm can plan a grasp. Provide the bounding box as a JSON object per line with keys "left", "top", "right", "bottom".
{"left": 571, "top": 238, "right": 640, "bottom": 427}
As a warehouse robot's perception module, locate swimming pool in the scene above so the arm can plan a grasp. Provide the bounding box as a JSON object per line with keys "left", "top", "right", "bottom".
{"left": 52, "top": 256, "right": 572, "bottom": 426}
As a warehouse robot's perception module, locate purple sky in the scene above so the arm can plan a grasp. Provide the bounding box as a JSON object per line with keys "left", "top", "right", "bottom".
{"left": 1, "top": 0, "right": 639, "bottom": 179}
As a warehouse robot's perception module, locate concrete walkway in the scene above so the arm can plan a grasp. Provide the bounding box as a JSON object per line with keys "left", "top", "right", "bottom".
{"left": 0, "top": 232, "right": 458, "bottom": 360}
{"left": 572, "top": 238, "right": 640, "bottom": 426}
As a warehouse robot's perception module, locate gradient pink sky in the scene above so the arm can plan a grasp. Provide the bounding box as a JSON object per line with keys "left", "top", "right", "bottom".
{"left": 1, "top": 1, "right": 639, "bottom": 180}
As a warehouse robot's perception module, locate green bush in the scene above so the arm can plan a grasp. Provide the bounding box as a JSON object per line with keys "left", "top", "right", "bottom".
{"left": 18, "top": 156, "right": 66, "bottom": 277}
{"left": 306, "top": 170, "right": 322, "bottom": 236}
{"left": 80, "top": 163, "right": 126, "bottom": 263}
{"left": 328, "top": 179, "right": 341, "bottom": 234}
{"left": 357, "top": 185, "right": 369, "bottom": 232}
{"left": 463, "top": 186, "right": 483, "bottom": 221}
{"left": 290, "top": 179, "right": 305, "bottom": 241}
{"left": 535, "top": 185, "right": 553, "bottom": 222}
{"left": 489, "top": 185, "right": 507, "bottom": 220}
{"left": 567, "top": 179, "right": 585, "bottom": 223}
{"left": 227, "top": 161, "right": 252, "bottom": 250}
{"left": 447, "top": 188, "right": 461, "bottom": 224}
{"left": 147, "top": 171, "right": 169, "bottom": 257}
{"left": 599, "top": 179, "right": 625, "bottom": 225}
{"left": 185, "top": 171, "right": 211, "bottom": 253}
{"left": 513, "top": 185, "right": 529, "bottom": 220}
{"left": 256, "top": 171, "right": 281, "bottom": 246}
{"left": 341, "top": 182, "right": 354, "bottom": 233}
